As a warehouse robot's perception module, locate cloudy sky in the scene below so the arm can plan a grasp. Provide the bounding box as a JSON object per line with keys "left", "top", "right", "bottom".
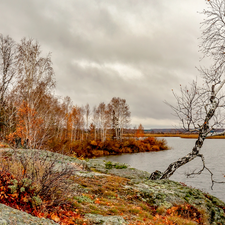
{"left": 0, "top": 0, "right": 208, "bottom": 128}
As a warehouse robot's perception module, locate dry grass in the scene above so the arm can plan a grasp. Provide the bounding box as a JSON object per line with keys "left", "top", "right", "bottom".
{"left": 70, "top": 175, "right": 206, "bottom": 224}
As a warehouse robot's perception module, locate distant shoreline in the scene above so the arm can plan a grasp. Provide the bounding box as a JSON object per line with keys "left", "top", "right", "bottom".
{"left": 125, "top": 133, "right": 225, "bottom": 139}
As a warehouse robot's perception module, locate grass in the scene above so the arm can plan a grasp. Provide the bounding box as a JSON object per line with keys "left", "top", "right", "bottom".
{"left": 70, "top": 174, "right": 206, "bottom": 224}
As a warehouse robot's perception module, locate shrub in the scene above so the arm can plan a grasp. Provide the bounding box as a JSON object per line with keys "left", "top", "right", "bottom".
{"left": 0, "top": 149, "right": 75, "bottom": 206}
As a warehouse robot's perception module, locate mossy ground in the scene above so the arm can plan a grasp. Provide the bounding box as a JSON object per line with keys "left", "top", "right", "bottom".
{"left": 69, "top": 174, "right": 209, "bottom": 224}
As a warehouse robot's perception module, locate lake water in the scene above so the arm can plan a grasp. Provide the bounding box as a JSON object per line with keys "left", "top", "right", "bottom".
{"left": 100, "top": 137, "right": 225, "bottom": 202}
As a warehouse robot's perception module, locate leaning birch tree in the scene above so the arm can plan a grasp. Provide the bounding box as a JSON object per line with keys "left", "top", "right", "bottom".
{"left": 150, "top": 0, "right": 225, "bottom": 187}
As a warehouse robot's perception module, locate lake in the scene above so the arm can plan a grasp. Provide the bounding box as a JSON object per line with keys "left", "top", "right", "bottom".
{"left": 100, "top": 137, "right": 225, "bottom": 202}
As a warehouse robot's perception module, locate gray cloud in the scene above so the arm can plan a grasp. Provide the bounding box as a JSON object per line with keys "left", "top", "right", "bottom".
{"left": 0, "top": 0, "right": 207, "bottom": 128}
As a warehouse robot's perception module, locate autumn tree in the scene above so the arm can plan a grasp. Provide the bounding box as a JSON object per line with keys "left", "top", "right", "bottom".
{"left": 96, "top": 102, "right": 110, "bottom": 141}
{"left": 108, "top": 97, "right": 130, "bottom": 139}
{"left": 9, "top": 38, "right": 55, "bottom": 148}
{"left": 150, "top": 0, "right": 225, "bottom": 187}
{"left": 135, "top": 124, "right": 144, "bottom": 138}
{"left": 84, "top": 103, "right": 90, "bottom": 139}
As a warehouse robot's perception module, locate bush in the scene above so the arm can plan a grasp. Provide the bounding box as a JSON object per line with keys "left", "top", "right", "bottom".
{"left": 0, "top": 149, "right": 75, "bottom": 206}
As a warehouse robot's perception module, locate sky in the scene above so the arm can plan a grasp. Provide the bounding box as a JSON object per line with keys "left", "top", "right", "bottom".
{"left": 0, "top": 0, "right": 208, "bottom": 128}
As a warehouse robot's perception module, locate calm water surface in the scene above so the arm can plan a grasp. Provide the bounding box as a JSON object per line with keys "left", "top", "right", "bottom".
{"left": 100, "top": 137, "right": 225, "bottom": 202}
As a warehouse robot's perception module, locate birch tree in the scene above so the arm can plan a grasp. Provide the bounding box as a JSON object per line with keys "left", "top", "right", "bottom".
{"left": 108, "top": 97, "right": 130, "bottom": 139}
{"left": 150, "top": 0, "right": 225, "bottom": 187}
{"left": 11, "top": 38, "right": 55, "bottom": 148}
{"left": 0, "top": 34, "right": 17, "bottom": 137}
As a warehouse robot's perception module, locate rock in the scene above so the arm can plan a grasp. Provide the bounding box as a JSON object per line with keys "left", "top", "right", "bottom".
{"left": 85, "top": 158, "right": 225, "bottom": 224}
{"left": 0, "top": 203, "right": 58, "bottom": 224}
{"left": 85, "top": 214, "right": 127, "bottom": 225}
{"left": 0, "top": 218, "right": 8, "bottom": 225}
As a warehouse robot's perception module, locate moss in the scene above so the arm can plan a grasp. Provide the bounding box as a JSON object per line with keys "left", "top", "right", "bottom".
{"left": 115, "top": 164, "right": 127, "bottom": 169}
{"left": 21, "top": 178, "right": 32, "bottom": 188}
{"left": 105, "top": 161, "right": 128, "bottom": 170}
{"left": 32, "top": 196, "right": 42, "bottom": 206}
{"left": 20, "top": 187, "right": 25, "bottom": 192}
{"left": 105, "top": 161, "right": 113, "bottom": 169}
{"left": 74, "top": 195, "right": 93, "bottom": 203}
{"left": 109, "top": 208, "right": 119, "bottom": 214}
{"left": 8, "top": 185, "right": 18, "bottom": 194}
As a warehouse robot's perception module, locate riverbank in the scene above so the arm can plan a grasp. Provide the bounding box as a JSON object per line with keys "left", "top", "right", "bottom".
{"left": 0, "top": 148, "right": 225, "bottom": 224}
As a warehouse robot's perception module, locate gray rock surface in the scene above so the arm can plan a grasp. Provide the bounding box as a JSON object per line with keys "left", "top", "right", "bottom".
{"left": 0, "top": 203, "right": 58, "bottom": 225}
{"left": 85, "top": 214, "right": 126, "bottom": 225}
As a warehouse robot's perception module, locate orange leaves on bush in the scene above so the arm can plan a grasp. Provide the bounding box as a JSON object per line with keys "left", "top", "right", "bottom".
{"left": 166, "top": 204, "right": 203, "bottom": 224}
{"left": 0, "top": 170, "right": 84, "bottom": 224}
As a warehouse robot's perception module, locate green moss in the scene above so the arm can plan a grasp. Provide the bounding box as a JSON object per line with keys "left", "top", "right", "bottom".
{"left": 105, "top": 161, "right": 113, "bottom": 169}
{"left": 90, "top": 210, "right": 103, "bottom": 215}
{"left": 8, "top": 185, "right": 18, "bottom": 194}
{"left": 109, "top": 208, "right": 119, "bottom": 214}
{"left": 20, "top": 187, "right": 25, "bottom": 192}
{"left": 105, "top": 161, "right": 128, "bottom": 170}
{"left": 115, "top": 164, "right": 127, "bottom": 169}
{"left": 21, "top": 178, "right": 32, "bottom": 188}
{"left": 74, "top": 195, "right": 93, "bottom": 203}
{"left": 32, "top": 196, "right": 42, "bottom": 206}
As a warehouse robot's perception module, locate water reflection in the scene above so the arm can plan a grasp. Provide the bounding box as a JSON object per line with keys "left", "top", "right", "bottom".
{"left": 100, "top": 137, "right": 225, "bottom": 202}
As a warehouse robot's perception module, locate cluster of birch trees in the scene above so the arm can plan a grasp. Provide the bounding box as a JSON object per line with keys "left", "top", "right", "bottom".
{"left": 0, "top": 34, "right": 130, "bottom": 150}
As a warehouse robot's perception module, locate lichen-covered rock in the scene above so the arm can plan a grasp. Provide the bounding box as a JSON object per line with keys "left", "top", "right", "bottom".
{"left": 85, "top": 214, "right": 127, "bottom": 225}
{"left": 86, "top": 159, "right": 150, "bottom": 182}
{"left": 0, "top": 218, "right": 8, "bottom": 225}
{"left": 86, "top": 158, "right": 225, "bottom": 225}
{"left": 0, "top": 204, "right": 57, "bottom": 224}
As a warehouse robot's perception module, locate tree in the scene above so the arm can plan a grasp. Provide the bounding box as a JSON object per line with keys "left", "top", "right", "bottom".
{"left": 150, "top": 0, "right": 225, "bottom": 187}
{"left": 0, "top": 34, "right": 17, "bottom": 137}
{"left": 0, "top": 34, "right": 16, "bottom": 104}
{"left": 96, "top": 102, "right": 110, "bottom": 142}
{"left": 15, "top": 38, "right": 55, "bottom": 107}
{"left": 8, "top": 38, "right": 55, "bottom": 149}
{"left": 84, "top": 103, "right": 90, "bottom": 139}
{"left": 108, "top": 97, "right": 130, "bottom": 139}
{"left": 135, "top": 124, "right": 144, "bottom": 138}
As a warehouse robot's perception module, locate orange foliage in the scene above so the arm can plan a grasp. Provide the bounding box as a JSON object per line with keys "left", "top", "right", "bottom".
{"left": 67, "top": 137, "right": 169, "bottom": 158}
{"left": 135, "top": 124, "right": 144, "bottom": 138}
{"left": 6, "top": 101, "right": 43, "bottom": 148}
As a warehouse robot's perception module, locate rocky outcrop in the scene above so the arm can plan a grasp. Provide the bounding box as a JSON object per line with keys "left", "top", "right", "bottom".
{"left": 84, "top": 158, "right": 225, "bottom": 225}
{"left": 0, "top": 149, "right": 225, "bottom": 224}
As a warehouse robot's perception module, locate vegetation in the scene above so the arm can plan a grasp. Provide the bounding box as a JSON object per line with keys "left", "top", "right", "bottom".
{"left": 0, "top": 34, "right": 168, "bottom": 158}
{"left": 58, "top": 137, "right": 169, "bottom": 158}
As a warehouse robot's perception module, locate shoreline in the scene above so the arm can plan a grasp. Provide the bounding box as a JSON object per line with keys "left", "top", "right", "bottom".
{"left": 125, "top": 133, "right": 225, "bottom": 139}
